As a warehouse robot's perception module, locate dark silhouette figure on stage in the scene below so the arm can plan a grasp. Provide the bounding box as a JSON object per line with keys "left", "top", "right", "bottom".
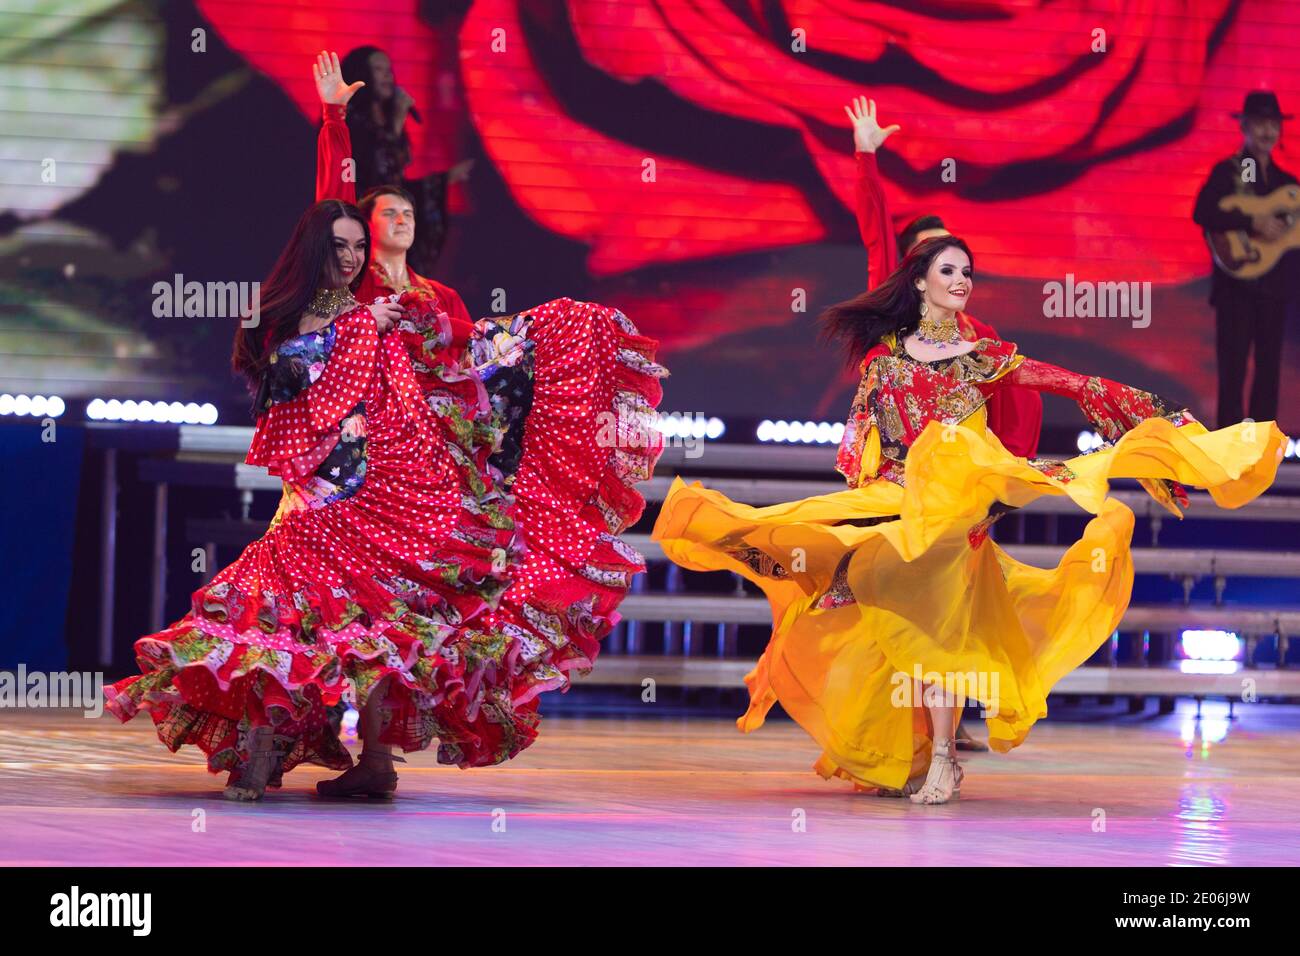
{"left": 1193, "top": 91, "right": 1299, "bottom": 428}
{"left": 337, "top": 46, "right": 472, "bottom": 276}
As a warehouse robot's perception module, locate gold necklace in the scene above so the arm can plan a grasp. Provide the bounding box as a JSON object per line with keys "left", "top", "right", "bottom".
{"left": 306, "top": 286, "right": 358, "bottom": 319}
{"left": 915, "top": 302, "right": 961, "bottom": 346}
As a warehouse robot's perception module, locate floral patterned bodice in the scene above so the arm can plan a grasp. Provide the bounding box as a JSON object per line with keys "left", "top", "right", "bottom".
{"left": 393, "top": 286, "right": 538, "bottom": 484}
{"left": 265, "top": 321, "right": 367, "bottom": 507}
{"left": 836, "top": 333, "right": 1194, "bottom": 498}
{"left": 470, "top": 313, "right": 536, "bottom": 482}
{"left": 266, "top": 323, "right": 334, "bottom": 401}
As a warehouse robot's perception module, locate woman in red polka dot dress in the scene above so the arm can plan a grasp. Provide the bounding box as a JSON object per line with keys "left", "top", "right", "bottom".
{"left": 106, "top": 198, "right": 666, "bottom": 800}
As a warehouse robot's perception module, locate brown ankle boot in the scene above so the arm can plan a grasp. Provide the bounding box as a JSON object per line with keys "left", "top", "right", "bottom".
{"left": 316, "top": 751, "right": 405, "bottom": 800}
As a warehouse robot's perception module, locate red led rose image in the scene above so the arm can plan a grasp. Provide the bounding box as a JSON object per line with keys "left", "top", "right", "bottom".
{"left": 192, "top": 0, "right": 1300, "bottom": 407}
{"left": 194, "top": 0, "right": 463, "bottom": 174}
{"left": 193, "top": 0, "right": 1300, "bottom": 284}
{"left": 456, "top": 0, "right": 1300, "bottom": 283}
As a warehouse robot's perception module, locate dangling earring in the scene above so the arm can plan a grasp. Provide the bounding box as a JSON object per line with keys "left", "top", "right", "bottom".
{"left": 919, "top": 299, "right": 928, "bottom": 319}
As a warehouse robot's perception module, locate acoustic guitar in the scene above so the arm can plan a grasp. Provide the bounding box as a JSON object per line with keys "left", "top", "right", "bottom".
{"left": 1204, "top": 183, "right": 1300, "bottom": 279}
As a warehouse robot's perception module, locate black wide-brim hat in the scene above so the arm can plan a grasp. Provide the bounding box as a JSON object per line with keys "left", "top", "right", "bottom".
{"left": 1231, "top": 90, "right": 1293, "bottom": 120}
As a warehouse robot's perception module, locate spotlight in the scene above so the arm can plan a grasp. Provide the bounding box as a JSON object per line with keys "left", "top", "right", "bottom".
{"left": 341, "top": 706, "right": 359, "bottom": 736}
{"left": 1180, "top": 629, "right": 1241, "bottom": 661}
{"left": 1075, "top": 429, "right": 1104, "bottom": 453}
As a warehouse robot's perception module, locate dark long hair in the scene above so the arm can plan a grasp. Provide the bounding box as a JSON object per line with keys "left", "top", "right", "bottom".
{"left": 341, "top": 45, "right": 399, "bottom": 131}
{"left": 820, "top": 235, "right": 974, "bottom": 367}
{"left": 231, "top": 199, "right": 370, "bottom": 387}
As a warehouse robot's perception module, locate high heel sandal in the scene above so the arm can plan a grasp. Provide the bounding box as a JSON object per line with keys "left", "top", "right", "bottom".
{"left": 909, "top": 740, "right": 964, "bottom": 805}
{"left": 223, "top": 735, "right": 286, "bottom": 802}
{"left": 316, "top": 752, "right": 406, "bottom": 800}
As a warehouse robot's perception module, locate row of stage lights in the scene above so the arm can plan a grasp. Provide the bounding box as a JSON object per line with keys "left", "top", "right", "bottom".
{"left": 762, "top": 424, "right": 1299, "bottom": 458}
{"left": 757, "top": 425, "right": 1119, "bottom": 451}
{"left": 0, "top": 394, "right": 67, "bottom": 417}
{"left": 655, "top": 414, "right": 725, "bottom": 440}
{"left": 1, "top": 393, "right": 221, "bottom": 425}
{"left": 4, "top": 396, "right": 1299, "bottom": 463}
{"left": 86, "top": 399, "right": 219, "bottom": 425}
{"left": 756, "top": 419, "right": 846, "bottom": 445}
{"left": 1079, "top": 429, "right": 1297, "bottom": 459}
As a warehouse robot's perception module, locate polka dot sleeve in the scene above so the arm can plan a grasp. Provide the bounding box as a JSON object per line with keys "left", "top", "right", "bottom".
{"left": 306, "top": 306, "right": 378, "bottom": 432}
{"left": 246, "top": 307, "right": 379, "bottom": 476}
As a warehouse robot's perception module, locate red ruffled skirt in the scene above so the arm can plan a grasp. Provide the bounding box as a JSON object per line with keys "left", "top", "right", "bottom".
{"left": 106, "top": 298, "right": 666, "bottom": 775}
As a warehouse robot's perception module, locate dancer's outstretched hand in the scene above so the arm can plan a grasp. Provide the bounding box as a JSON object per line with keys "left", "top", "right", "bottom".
{"left": 844, "top": 96, "right": 900, "bottom": 153}
{"left": 313, "top": 50, "right": 364, "bottom": 106}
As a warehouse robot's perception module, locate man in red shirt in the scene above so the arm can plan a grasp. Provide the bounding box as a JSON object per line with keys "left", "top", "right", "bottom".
{"left": 313, "top": 50, "right": 472, "bottom": 326}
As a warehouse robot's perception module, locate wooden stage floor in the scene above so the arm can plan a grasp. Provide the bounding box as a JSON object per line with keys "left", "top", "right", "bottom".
{"left": 2, "top": 703, "right": 1298, "bottom": 866}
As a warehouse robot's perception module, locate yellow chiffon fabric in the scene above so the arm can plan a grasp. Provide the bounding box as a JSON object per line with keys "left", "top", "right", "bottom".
{"left": 651, "top": 415, "right": 1285, "bottom": 791}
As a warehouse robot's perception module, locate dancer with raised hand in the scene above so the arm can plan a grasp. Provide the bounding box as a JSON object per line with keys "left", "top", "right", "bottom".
{"left": 653, "top": 235, "right": 1283, "bottom": 805}
{"left": 313, "top": 50, "right": 469, "bottom": 324}
{"left": 332, "top": 45, "right": 467, "bottom": 274}
{"left": 307, "top": 49, "right": 669, "bottom": 796}
{"left": 843, "top": 94, "right": 1042, "bottom": 461}
{"left": 843, "top": 95, "right": 1046, "bottom": 752}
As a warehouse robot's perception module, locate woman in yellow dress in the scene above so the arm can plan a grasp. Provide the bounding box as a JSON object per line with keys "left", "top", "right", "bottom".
{"left": 652, "top": 236, "right": 1284, "bottom": 804}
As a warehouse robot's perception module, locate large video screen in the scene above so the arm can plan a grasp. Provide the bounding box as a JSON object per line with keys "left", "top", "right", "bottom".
{"left": 3, "top": 0, "right": 1299, "bottom": 432}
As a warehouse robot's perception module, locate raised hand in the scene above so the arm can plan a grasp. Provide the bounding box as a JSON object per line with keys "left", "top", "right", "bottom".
{"left": 313, "top": 50, "right": 364, "bottom": 107}
{"left": 844, "top": 96, "right": 900, "bottom": 154}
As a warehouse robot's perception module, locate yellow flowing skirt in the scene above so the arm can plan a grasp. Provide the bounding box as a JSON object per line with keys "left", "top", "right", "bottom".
{"left": 651, "top": 415, "right": 1285, "bottom": 791}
